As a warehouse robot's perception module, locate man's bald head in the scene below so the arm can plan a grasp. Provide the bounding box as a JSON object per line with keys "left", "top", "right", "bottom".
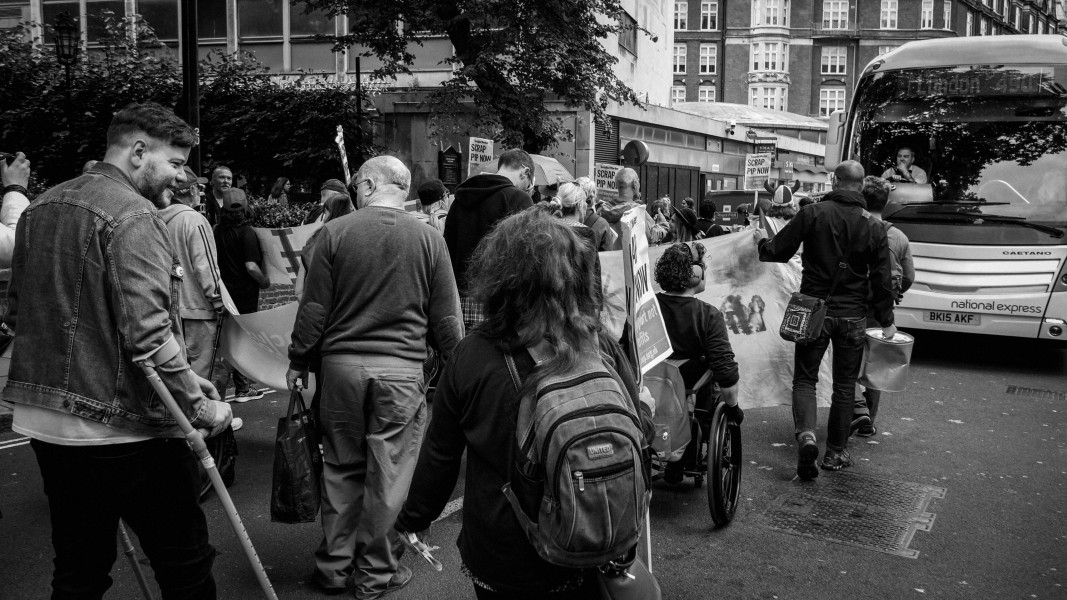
{"left": 615, "top": 167, "right": 641, "bottom": 203}
{"left": 833, "top": 160, "right": 865, "bottom": 192}
{"left": 351, "top": 155, "right": 410, "bottom": 209}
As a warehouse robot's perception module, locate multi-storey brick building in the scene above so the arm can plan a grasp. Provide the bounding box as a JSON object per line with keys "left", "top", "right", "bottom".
{"left": 671, "top": 0, "right": 1062, "bottom": 117}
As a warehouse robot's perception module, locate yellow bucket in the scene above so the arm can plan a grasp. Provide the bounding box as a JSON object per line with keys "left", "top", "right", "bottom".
{"left": 859, "top": 329, "right": 914, "bottom": 392}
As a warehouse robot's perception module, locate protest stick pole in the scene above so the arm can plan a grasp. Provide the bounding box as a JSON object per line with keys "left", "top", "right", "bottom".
{"left": 645, "top": 507, "right": 653, "bottom": 573}
{"left": 137, "top": 363, "right": 279, "bottom": 600}
{"left": 118, "top": 520, "right": 155, "bottom": 600}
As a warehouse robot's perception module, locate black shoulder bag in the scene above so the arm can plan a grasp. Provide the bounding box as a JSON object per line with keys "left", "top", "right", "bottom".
{"left": 779, "top": 210, "right": 870, "bottom": 344}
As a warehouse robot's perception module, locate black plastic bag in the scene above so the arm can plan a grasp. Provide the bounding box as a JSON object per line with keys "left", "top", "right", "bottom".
{"left": 270, "top": 390, "right": 322, "bottom": 523}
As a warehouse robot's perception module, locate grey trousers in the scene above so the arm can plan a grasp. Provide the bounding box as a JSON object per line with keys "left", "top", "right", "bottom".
{"left": 315, "top": 353, "right": 426, "bottom": 597}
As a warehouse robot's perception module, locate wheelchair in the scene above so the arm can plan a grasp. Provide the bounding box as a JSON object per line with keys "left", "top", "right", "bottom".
{"left": 646, "top": 358, "right": 743, "bottom": 527}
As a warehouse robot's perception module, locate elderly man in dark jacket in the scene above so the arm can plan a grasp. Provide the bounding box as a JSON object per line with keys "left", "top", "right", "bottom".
{"left": 756, "top": 160, "right": 896, "bottom": 479}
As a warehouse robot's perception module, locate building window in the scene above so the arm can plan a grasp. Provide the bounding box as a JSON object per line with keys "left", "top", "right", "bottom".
{"left": 880, "top": 0, "right": 898, "bottom": 29}
{"left": 966, "top": 11, "right": 973, "bottom": 36}
{"left": 698, "top": 84, "right": 716, "bottom": 102}
{"left": 980, "top": 15, "right": 989, "bottom": 35}
{"left": 700, "top": 1, "right": 718, "bottom": 30}
{"left": 1030, "top": 18, "right": 1037, "bottom": 34}
{"left": 674, "top": 2, "right": 688, "bottom": 30}
{"left": 753, "top": 0, "right": 788, "bottom": 26}
{"left": 819, "top": 87, "right": 847, "bottom": 117}
{"left": 944, "top": 0, "right": 952, "bottom": 29}
{"left": 750, "top": 86, "right": 788, "bottom": 111}
{"left": 1014, "top": 6, "right": 1020, "bottom": 30}
{"left": 672, "top": 85, "right": 687, "bottom": 105}
{"left": 751, "top": 41, "right": 788, "bottom": 71}
{"left": 699, "top": 43, "right": 717, "bottom": 74}
{"left": 822, "top": 0, "right": 848, "bottom": 28}
{"left": 618, "top": 9, "right": 638, "bottom": 56}
{"left": 877, "top": 45, "right": 898, "bottom": 56}
{"left": 674, "top": 44, "right": 687, "bottom": 74}
{"left": 821, "top": 46, "right": 846, "bottom": 74}
{"left": 921, "top": 0, "right": 934, "bottom": 28}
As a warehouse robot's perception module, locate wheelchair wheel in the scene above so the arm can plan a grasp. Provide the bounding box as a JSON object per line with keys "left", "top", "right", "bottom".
{"left": 707, "top": 403, "right": 742, "bottom": 527}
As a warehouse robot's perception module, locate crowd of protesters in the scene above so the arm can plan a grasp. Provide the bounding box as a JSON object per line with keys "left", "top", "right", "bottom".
{"left": 0, "top": 101, "right": 904, "bottom": 600}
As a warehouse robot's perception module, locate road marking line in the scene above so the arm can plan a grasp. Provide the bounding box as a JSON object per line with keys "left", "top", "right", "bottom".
{"left": 0, "top": 437, "right": 31, "bottom": 450}
{"left": 433, "top": 496, "right": 463, "bottom": 523}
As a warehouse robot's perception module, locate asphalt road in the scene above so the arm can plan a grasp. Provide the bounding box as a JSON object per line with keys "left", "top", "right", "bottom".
{"left": 1, "top": 329, "right": 1064, "bottom": 599}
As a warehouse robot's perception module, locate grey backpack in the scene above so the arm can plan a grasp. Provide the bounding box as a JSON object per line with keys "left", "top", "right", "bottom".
{"left": 502, "top": 339, "right": 650, "bottom": 568}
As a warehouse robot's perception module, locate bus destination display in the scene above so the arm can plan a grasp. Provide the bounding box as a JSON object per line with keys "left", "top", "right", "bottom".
{"left": 898, "top": 67, "right": 1059, "bottom": 99}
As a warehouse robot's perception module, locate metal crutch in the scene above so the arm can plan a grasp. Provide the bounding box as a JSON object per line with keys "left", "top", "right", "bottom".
{"left": 138, "top": 362, "right": 279, "bottom": 600}
{"left": 118, "top": 521, "right": 155, "bottom": 600}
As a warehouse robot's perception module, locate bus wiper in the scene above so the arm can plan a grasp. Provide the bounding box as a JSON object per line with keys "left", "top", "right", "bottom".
{"left": 974, "top": 214, "right": 1064, "bottom": 238}
{"left": 889, "top": 213, "right": 1064, "bottom": 237}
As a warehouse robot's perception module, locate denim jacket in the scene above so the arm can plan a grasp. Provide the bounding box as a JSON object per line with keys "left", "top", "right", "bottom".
{"left": 2, "top": 163, "right": 217, "bottom": 435}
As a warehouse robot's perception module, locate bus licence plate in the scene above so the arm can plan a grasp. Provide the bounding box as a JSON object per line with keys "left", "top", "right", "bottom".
{"left": 922, "top": 311, "right": 981, "bottom": 326}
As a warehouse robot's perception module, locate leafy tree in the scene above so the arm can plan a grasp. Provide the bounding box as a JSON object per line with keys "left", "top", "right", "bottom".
{"left": 296, "top": 0, "right": 644, "bottom": 152}
{"left": 0, "top": 13, "right": 374, "bottom": 192}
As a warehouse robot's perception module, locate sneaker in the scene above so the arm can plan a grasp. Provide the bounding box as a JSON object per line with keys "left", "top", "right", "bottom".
{"left": 857, "top": 424, "right": 877, "bottom": 438}
{"left": 356, "top": 566, "right": 412, "bottom": 600}
{"left": 230, "top": 417, "right": 243, "bottom": 432}
{"left": 821, "top": 448, "right": 855, "bottom": 471}
{"left": 230, "top": 387, "right": 265, "bottom": 403}
{"left": 796, "top": 432, "right": 819, "bottom": 481}
{"left": 850, "top": 414, "right": 872, "bottom": 438}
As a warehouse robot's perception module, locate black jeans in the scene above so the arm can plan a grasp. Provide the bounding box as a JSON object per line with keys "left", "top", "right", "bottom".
{"left": 32, "top": 438, "right": 217, "bottom": 600}
{"left": 791, "top": 315, "right": 867, "bottom": 453}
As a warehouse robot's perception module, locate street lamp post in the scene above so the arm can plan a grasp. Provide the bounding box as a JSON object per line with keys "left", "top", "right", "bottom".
{"left": 52, "top": 11, "right": 79, "bottom": 117}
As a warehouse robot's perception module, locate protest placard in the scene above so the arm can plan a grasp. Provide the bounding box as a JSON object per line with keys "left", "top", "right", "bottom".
{"left": 468, "top": 137, "right": 494, "bottom": 177}
{"left": 594, "top": 163, "right": 622, "bottom": 204}
{"left": 619, "top": 207, "right": 672, "bottom": 374}
{"left": 743, "top": 153, "right": 772, "bottom": 191}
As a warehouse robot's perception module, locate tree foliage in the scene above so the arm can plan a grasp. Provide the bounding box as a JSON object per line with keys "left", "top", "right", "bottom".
{"left": 296, "top": 0, "right": 644, "bottom": 152}
{"left": 0, "top": 12, "right": 374, "bottom": 192}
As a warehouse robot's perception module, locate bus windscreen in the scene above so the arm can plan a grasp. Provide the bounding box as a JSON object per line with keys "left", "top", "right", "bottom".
{"left": 852, "top": 65, "right": 1067, "bottom": 227}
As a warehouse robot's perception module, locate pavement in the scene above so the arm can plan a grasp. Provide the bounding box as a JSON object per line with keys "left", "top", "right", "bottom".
{"left": 0, "top": 329, "right": 1064, "bottom": 599}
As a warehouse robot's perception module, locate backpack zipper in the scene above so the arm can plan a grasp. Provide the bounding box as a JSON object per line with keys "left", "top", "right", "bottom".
{"left": 574, "top": 461, "right": 632, "bottom": 493}
{"left": 534, "top": 405, "right": 642, "bottom": 465}
{"left": 553, "top": 427, "right": 645, "bottom": 503}
{"left": 535, "top": 372, "right": 614, "bottom": 401}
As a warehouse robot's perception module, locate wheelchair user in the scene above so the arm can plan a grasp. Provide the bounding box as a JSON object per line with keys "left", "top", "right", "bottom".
{"left": 654, "top": 242, "right": 744, "bottom": 484}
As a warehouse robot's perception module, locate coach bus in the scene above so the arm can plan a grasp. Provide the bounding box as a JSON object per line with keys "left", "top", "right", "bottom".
{"left": 825, "top": 35, "right": 1067, "bottom": 342}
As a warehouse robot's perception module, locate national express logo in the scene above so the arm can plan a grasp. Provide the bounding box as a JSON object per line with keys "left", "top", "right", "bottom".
{"left": 950, "top": 300, "right": 1043, "bottom": 315}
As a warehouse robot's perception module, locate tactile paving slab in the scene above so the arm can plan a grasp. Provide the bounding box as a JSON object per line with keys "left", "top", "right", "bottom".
{"left": 752, "top": 471, "right": 946, "bottom": 558}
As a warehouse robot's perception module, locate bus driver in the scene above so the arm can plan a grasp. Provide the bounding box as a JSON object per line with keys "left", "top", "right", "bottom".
{"left": 881, "top": 146, "right": 928, "bottom": 184}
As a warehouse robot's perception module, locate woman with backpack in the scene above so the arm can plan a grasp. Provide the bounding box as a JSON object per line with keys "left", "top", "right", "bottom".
{"left": 395, "top": 208, "right": 654, "bottom": 599}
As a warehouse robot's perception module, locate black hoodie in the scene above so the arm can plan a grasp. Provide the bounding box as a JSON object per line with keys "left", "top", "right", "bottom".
{"left": 443, "top": 174, "right": 533, "bottom": 290}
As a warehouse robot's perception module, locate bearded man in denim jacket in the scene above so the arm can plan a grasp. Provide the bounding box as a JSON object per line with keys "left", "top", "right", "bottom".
{"left": 3, "top": 103, "right": 232, "bottom": 599}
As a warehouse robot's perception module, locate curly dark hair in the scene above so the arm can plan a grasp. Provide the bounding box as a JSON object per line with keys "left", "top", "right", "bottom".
{"left": 466, "top": 207, "right": 601, "bottom": 391}
{"left": 655, "top": 242, "right": 706, "bottom": 293}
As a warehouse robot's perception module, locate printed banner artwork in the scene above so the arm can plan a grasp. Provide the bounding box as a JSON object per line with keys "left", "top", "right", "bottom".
{"left": 468, "top": 137, "right": 494, "bottom": 178}
{"left": 599, "top": 226, "right": 833, "bottom": 409}
{"left": 253, "top": 222, "right": 323, "bottom": 285}
{"left": 619, "top": 208, "right": 673, "bottom": 374}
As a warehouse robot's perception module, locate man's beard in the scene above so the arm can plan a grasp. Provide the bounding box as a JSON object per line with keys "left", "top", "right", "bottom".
{"left": 139, "top": 161, "right": 173, "bottom": 209}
